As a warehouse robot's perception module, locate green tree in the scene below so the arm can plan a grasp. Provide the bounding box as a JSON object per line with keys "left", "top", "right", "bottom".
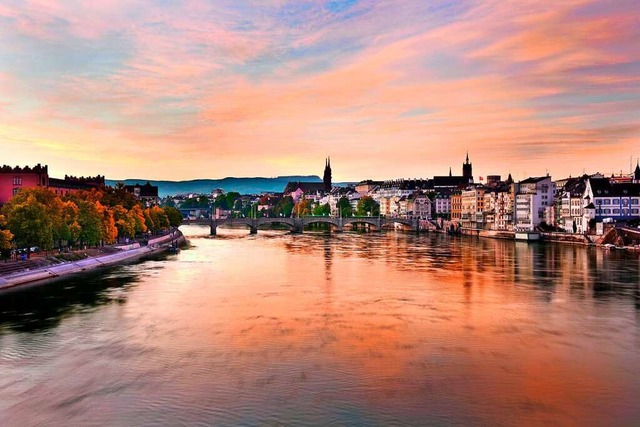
{"left": 337, "top": 196, "right": 353, "bottom": 218}
{"left": 225, "top": 192, "right": 241, "bottom": 212}
{"left": 145, "top": 206, "right": 170, "bottom": 234}
{"left": 164, "top": 206, "right": 183, "bottom": 227}
{"left": 180, "top": 195, "right": 210, "bottom": 209}
{"left": 56, "top": 200, "right": 81, "bottom": 247}
{"left": 162, "top": 198, "right": 176, "bottom": 208}
{"left": 77, "top": 200, "right": 104, "bottom": 246}
{"left": 2, "top": 189, "right": 58, "bottom": 253}
{"left": 274, "top": 196, "right": 294, "bottom": 217}
{"left": 101, "top": 183, "right": 138, "bottom": 209}
{"left": 356, "top": 196, "right": 380, "bottom": 216}
{"left": 313, "top": 203, "right": 331, "bottom": 216}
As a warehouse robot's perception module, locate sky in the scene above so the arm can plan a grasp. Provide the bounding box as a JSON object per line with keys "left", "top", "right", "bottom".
{"left": 0, "top": 0, "right": 639, "bottom": 182}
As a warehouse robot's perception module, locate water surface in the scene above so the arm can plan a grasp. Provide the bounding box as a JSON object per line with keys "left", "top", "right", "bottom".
{"left": 1, "top": 226, "right": 639, "bottom": 426}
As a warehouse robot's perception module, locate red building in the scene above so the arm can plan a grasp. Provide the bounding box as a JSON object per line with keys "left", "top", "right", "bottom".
{"left": 0, "top": 164, "right": 49, "bottom": 206}
{"left": 0, "top": 164, "right": 105, "bottom": 206}
{"left": 49, "top": 175, "right": 105, "bottom": 197}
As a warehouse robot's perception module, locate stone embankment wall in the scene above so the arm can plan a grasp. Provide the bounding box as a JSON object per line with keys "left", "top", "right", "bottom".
{"left": 478, "top": 230, "right": 515, "bottom": 240}
{"left": 540, "top": 232, "right": 592, "bottom": 245}
{"left": 0, "top": 231, "right": 186, "bottom": 291}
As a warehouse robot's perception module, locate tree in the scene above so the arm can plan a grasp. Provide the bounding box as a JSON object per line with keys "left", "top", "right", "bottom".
{"left": 145, "top": 206, "right": 170, "bottom": 234}
{"left": 225, "top": 192, "right": 241, "bottom": 210}
{"left": 0, "top": 214, "right": 14, "bottom": 257}
{"left": 101, "top": 183, "right": 138, "bottom": 210}
{"left": 77, "top": 200, "right": 104, "bottom": 246}
{"left": 294, "top": 198, "right": 312, "bottom": 217}
{"left": 274, "top": 196, "right": 294, "bottom": 217}
{"left": 164, "top": 206, "right": 183, "bottom": 227}
{"left": 337, "top": 196, "right": 353, "bottom": 218}
{"left": 143, "top": 208, "right": 155, "bottom": 233}
{"left": 2, "top": 191, "right": 56, "bottom": 253}
{"left": 162, "top": 198, "right": 176, "bottom": 208}
{"left": 313, "top": 203, "right": 331, "bottom": 216}
{"left": 56, "top": 200, "right": 81, "bottom": 247}
{"left": 356, "top": 196, "right": 380, "bottom": 217}
{"left": 129, "top": 205, "right": 148, "bottom": 235}
{"left": 101, "top": 204, "right": 118, "bottom": 245}
{"left": 113, "top": 205, "right": 135, "bottom": 240}
{"left": 180, "top": 195, "right": 210, "bottom": 209}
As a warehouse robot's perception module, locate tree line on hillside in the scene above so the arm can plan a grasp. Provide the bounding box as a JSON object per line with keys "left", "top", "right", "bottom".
{"left": 0, "top": 185, "right": 182, "bottom": 259}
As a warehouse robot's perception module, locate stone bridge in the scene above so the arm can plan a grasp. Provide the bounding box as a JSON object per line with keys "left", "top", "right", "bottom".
{"left": 182, "top": 216, "right": 419, "bottom": 235}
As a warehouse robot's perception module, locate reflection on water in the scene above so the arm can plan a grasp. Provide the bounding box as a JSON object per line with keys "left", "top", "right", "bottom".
{"left": 1, "top": 226, "right": 640, "bottom": 426}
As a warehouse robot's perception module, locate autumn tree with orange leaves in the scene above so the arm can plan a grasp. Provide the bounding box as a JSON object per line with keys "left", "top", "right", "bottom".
{"left": 2, "top": 186, "right": 175, "bottom": 251}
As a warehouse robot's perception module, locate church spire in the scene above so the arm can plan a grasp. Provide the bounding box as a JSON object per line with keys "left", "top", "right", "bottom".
{"left": 462, "top": 152, "right": 473, "bottom": 183}
{"left": 323, "top": 156, "right": 332, "bottom": 191}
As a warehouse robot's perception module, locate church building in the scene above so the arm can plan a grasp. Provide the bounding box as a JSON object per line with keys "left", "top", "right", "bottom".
{"left": 283, "top": 158, "right": 333, "bottom": 203}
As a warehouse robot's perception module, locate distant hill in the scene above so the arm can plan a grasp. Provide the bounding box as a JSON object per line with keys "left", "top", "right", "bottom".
{"left": 106, "top": 176, "right": 324, "bottom": 198}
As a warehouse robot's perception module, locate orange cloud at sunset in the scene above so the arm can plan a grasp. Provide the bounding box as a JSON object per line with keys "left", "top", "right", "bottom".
{"left": 0, "top": 0, "right": 638, "bottom": 180}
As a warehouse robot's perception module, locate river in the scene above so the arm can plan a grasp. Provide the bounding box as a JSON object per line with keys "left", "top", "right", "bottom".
{"left": 1, "top": 226, "right": 640, "bottom": 426}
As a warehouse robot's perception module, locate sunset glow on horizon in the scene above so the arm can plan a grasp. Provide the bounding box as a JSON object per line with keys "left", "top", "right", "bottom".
{"left": 0, "top": 0, "right": 639, "bottom": 181}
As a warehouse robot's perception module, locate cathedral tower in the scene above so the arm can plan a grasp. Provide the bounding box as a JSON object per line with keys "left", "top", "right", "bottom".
{"left": 462, "top": 152, "right": 473, "bottom": 183}
{"left": 323, "top": 157, "right": 332, "bottom": 191}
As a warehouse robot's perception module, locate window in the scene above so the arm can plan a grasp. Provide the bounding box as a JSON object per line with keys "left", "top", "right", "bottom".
{"left": 604, "top": 199, "right": 610, "bottom": 205}
{"left": 633, "top": 199, "right": 639, "bottom": 205}
{"left": 633, "top": 209, "right": 639, "bottom": 214}
{"left": 12, "top": 188, "right": 20, "bottom": 196}
{"left": 13, "top": 176, "right": 22, "bottom": 185}
{"left": 613, "top": 209, "right": 619, "bottom": 214}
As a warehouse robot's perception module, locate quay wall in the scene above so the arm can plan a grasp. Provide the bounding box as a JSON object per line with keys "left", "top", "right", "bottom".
{"left": 540, "top": 232, "right": 592, "bottom": 245}
{"left": 0, "top": 231, "right": 186, "bottom": 292}
{"left": 447, "top": 227, "right": 595, "bottom": 245}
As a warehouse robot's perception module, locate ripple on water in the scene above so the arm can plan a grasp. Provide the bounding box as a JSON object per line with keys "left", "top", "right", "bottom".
{"left": 1, "top": 231, "right": 640, "bottom": 425}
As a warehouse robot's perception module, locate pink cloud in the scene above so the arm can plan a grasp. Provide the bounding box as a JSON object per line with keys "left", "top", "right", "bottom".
{"left": 0, "top": 0, "right": 638, "bottom": 180}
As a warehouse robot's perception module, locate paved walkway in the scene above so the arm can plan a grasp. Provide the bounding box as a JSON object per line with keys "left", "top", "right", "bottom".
{"left": 0, "top": 229, "right": 184, "bottom": 290}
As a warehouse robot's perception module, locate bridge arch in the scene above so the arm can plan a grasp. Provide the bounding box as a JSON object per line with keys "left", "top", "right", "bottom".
{"left": 211, "top": 218, "right": 257, "bottom": 234}
{"left": 301, "top": 217, "right": 340, "bottom": 231}
{"left": 256, "top": 218, "right": 297, "bottom": 231}
{"left": 341, "top": 218, "right": 381, "bottom": 231}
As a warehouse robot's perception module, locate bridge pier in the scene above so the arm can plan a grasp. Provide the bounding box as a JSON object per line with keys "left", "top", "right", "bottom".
{"left": 249, "top": 226, "right": 257, "bottom": 234}
{"left": 210, "top": 224, "right": 217, "bottom": 236}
